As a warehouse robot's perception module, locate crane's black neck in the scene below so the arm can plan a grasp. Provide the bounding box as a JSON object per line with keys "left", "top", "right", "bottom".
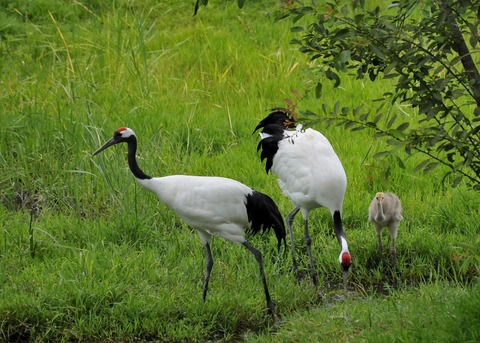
{"left": 333, "top": 210, "right": 346, "bottom": 247}
{"left": 126, "top": 136, "right": 152, "bottom": 180}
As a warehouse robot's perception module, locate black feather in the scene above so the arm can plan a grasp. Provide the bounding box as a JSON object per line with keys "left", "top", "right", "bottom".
{"left": 261, "top": 123, "right": 285, "bottom": 136}
{"left": 257, "top": 134, "right": 282, "bottom": 173}
{"left": 244, "top": 191, "right": 286, "bottom": 251}
{"left": 253, "top": 108, "right": 296, "bottom": 133}
{"left": 254, "top": 108, "right": 298, "bottom": 173}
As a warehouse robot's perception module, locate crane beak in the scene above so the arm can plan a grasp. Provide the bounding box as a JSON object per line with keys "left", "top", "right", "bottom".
{"left": 342, "top": 269, "right": 349, "bottom": 291}
{"left": 93, "top": 137, "right": 117, "bottom": 156}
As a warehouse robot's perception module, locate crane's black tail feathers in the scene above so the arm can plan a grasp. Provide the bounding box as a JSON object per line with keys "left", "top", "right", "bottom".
{"left": 245, "top": 191, "right": 286, "bottom": 252}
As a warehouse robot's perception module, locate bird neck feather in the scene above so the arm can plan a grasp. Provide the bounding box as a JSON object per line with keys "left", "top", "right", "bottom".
{"left": 333, "top": 210, "right": 348, "bottom": 250}
{"left": 127, "top": 136, "right": 151, "bottom": 180}
{"left": 375, "top": 202, "right": 385, "bottom": 222}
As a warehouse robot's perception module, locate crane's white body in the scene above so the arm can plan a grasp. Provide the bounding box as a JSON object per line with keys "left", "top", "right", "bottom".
{"left": 137, "top": 175, "right": 254, "bottom": 244}
{"left": 270, "top": 128, "right": 347, "bottom": 218}
{"left": 257, "top": 117, "right": 351, "bottom": 288}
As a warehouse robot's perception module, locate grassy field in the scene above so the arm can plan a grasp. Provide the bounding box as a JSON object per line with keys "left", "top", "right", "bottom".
{"left": 1, "top": 0, "right": 479, "bottom": 341}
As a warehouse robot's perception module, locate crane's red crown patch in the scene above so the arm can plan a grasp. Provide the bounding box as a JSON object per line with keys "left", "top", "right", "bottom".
{"left": 341, "top": 252, "right": 351, "bottom": 267}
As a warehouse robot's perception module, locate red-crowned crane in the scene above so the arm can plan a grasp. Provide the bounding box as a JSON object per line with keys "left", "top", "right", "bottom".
{"left": 93, "top": 127, "right": 286, "bottom": 321}
{"left": 254, "top": 108, "right": 351, "bottom": 290}
{"left": 368, "top": 192, "right": 403, "bottom": 264}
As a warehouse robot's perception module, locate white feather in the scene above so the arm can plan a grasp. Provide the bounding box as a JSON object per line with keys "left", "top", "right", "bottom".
{"left": 271, "top": 128, "right": 347, "bottom": 214}
{"left": 138, "top": 175, "right": 253, "bottom": 244}
{"left": 259, "top": 132, "right": 271, "bottom": 140}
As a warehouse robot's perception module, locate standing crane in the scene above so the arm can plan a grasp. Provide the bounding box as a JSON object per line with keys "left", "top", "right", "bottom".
{"left": 368, "top": 192, "right": 403, "bottom": 264}
{"left": 254, "top": 108, "right": 352, "bottom": 290}
{"left": 93, "top": 127, "right": 286, "bottom": 321}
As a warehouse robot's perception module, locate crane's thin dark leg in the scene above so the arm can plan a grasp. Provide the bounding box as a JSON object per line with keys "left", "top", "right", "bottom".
{"left": 286, "top": 207, "right": 300, "bottom": 281}
{"left": 389, "top": 223, "right": 399, "bottom": 265}
{"left": 243, "top": 241, "right": 278, "bottom": 323}
{"left": 203, "top": 242, "right": 214, "bottom": 301}
{"left": 304, "top": 218, "right": 318, "bottom": 286}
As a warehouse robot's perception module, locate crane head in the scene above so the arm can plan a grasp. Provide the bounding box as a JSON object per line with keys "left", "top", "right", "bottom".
{"left": 93, "top": 127, "right": 136, "bottom": 156}
{"left": 375, "top": 192, "right": 385, "bottom": 203}
{"left": 340, "top": 251, "right": 351, "bottom": 291}
{"left": 253, "top": 107, "right": 297, "bottom": 133}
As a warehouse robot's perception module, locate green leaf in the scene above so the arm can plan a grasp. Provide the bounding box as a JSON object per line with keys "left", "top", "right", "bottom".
{"left": 468, "top": 22, "right": 478, "bottom": 48}
{"left": 353, "top": 104, "right": 364, "bottom": 116}
{"left": 386, "top": 138, "right": 401, "bottom": 145}
{"left": 315, "top": 82, "right": 323, "bottom": 99}
{"left": 374, "top": 150, "right": 391, "bottom": 158}
{"left": 414, "top": 159, "right": 430, "bottom": 173}
{"left": 386, "top": 114, "right": 397, "bottom": 128}
{"left": 351, "top": 125, "right": 367, "bottom": 131}
{"left": 387, "top": 129, "right": 405, "bottom": 139}
{"left": 423, "top": 162, "right": 439, "bottom": 174}
{"left": 302, "top": 110, "right": 317, "bottom": 117}
{"left": 339, "top": 50, "right": 351, "bottom": 63}
{"left": 396, "top": 122, "right": 409, "bottom": 131}
{"left": 354, "top": 13, "right": 365, "bottom": 24}
{"left": 359, "top": 113, "right": 369, "bottom": 121}
{"left": 325, "top": 69, "right": 341, "bottom": 87}
{"left": 373, "top": 113, "right": 383, "bottom": 124}
{"left": 369, "top": 44, "right": 385, "bottom": 60}
{"left": 322, "top": 103, "right": 328, "bottom": 115}
{"left": 333, "top": 101, "right": 340, "bottom": 115}
{"left": 345, "top": 121, "right": 357, "bottom": 129}
{"left": 291, "top": 26, "right": 304, "bottom": 33}
{"left": 395, "top": 155, "right": 405, "bottom": 169}
{"left": 452, "top": 175, "right": 463, "bottom": 188}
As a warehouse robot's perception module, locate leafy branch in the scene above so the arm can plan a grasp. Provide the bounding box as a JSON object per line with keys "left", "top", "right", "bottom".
{"left": 277, "top": 0, "right": 480, "bottom": 190}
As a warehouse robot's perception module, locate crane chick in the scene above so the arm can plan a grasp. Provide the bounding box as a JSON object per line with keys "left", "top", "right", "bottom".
{"left": 368, "top": 192, "right": 403, "bottom": 264}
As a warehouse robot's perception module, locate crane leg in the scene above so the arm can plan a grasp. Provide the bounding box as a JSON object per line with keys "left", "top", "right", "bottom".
{"left": 243, "top": 241, "right": 278, "bottom": 323}
{"left": 303, "top": 218, "right": 318, "bottom": 286}
{"left": 389, "top": 223, "right": 398, "bottom": 265}
{"left": 374, "top": 224, "right": 383, "bottom": 254}
{"left": 203, "top": 242, "right": 214, "bottom": 301}
{"left": 377, "top": 233, "right": 383, "bottom": 254}
{"left": 286, "top": 207, "right": 300, "bottom": 281}
{"left": 390, "top": 238, "right": 397, "bottom": 265}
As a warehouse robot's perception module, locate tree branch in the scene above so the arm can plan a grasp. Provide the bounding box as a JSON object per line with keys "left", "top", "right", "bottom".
{"left": 441, "top": 1, "right": 480, "bottom": 107}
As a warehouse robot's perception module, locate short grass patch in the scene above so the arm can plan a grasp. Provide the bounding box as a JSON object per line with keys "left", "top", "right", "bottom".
{"left": 1, "top": 0, "right": 479, "bottom": 341}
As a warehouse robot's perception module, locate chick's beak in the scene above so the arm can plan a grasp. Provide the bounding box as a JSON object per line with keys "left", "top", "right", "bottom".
{"left": 93, "top": 137, "right": 117, "bottom": 156}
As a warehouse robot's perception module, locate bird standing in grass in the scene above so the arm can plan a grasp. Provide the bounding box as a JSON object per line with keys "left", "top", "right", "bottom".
{"left": 254, "top": 108, "right": 352, "bottom": 290}
{"left": 93, "top": 127, "right": 286, "bottom": 321}
{"left": 368, "top": 192, "right": 403, "bottom": 264}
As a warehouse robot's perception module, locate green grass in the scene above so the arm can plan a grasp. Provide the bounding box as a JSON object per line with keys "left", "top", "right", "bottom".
{"left": 1, "top": 0, "right": 479, "bottom": 341}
